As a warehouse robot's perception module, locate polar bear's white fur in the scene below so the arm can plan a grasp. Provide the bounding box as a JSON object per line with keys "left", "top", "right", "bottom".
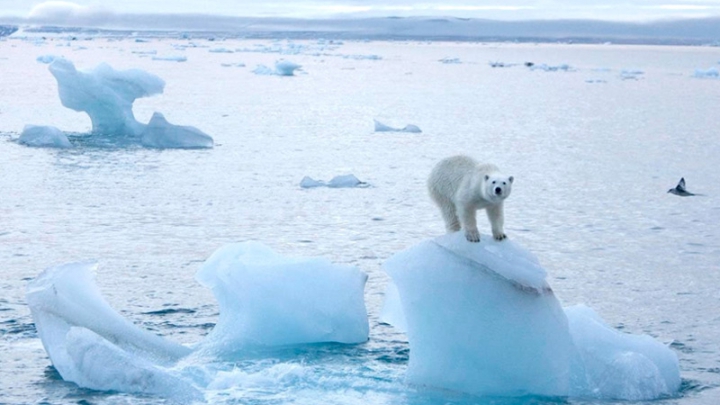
{"left": 428, "top": 155, "right": 513, "bottom": 242}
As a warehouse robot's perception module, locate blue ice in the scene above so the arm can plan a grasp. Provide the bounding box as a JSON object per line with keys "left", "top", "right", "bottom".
{"left": 26, "top": 236, "right": 679, "bottom": 401}
{"left": 382, "top": 232, "right": 681, "bottom": 400}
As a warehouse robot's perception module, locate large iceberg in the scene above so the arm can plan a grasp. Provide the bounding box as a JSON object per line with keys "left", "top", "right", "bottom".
{"left": 195, "top": 242, "right": 369, "bottom": 352}
{"left": 48, "top": 57, "right": 165, "bottom": 136}
{"left": 383, "top": 232, "right": 680, "bottom": 400}
{"left": 18, "top": 124, "right": 72, "bottom": 148}
{"left": 27, "top": 243, "right": 369, "bottom": 397}
{"left": 140, "top": 112, "right": 214, "bottom": 149}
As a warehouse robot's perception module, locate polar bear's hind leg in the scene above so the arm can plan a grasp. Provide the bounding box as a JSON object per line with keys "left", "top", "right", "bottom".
{"left": 440, "top": 203, "right": 461, "bottom": 233}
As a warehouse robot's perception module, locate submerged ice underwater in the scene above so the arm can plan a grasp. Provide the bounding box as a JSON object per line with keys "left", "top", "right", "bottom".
{"left": 2, "top": 29, "right": 720, "bottom": 405}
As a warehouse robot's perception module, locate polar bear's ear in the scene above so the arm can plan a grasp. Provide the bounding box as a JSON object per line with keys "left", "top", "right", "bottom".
{"left": 484, "top": 175, "right": 489, "bottom": 181}
{"left": 508, "top": 176, "right": 514, "bottom": 183}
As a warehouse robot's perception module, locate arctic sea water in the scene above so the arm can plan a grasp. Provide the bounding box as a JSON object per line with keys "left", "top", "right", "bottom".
{"left": 1, "top": 33, "right": 719, "bottom": 405}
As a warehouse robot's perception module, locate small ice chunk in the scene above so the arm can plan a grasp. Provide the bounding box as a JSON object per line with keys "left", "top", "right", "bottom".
{"left": 693, "top": 67, "right": 719, "bottom": 78}
{"left": 252, "top": 60, "right": 302, "bottom": 76}
{"left": 36, "top": 54, "right": 57, "bottom": 64}
{"left": 209, "top": 48, "right": 234, "bottom": 53}
{"left": 439, "top": 57, "right": 461, "bottom": 64}
{"left": 489, "top": 61, "right": 515, "bottom": 68}
{"left": 300, "top": 176, "right": 326, "bottom": 188}
{"left": 275, "top": 60, "right": 302, "bottom": 76}
{"left": 620, "top": 69, "right": 644, "bottom": 80}
{"left": 48, "top": 57, "right": 164, "bottom": 136}
{"left": 327, "top": 174, "right": 367, "bottom": 188}
{"left": 400, "top": 124, "right": 422, "bottom": 133}
{"left": 252, "top": 65, "right": 275, "bottom": 75}
{"left": 152, "top": 55, "right": 187, "bottom": 62}
{"left": 195, "top": 242, "right": 369, "bottom": 351}
{"left": 140, "top": 112, "right": 214, "bottom": 149}
{"left": 531, "top": 63, "right": 572, "bottom": 72}
{"left": 373, "top": 119, "right": 422, "bottom": 133}
{"left": 18, "top": 124, "right": 72, "bottom": 148}
{"left": 300, "top": 174, "right": 368, "bottom": 188}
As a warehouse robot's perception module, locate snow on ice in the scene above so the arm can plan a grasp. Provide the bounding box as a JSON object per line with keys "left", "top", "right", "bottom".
{"left": 382, "top": 232, "right": 681, "bottom": 400}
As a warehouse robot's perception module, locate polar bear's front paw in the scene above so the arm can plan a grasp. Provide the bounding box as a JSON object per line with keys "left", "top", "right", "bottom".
{"left": 465, "top": 229, "right": 481, "bottom": 243}
{"left": 493, "top": 232, "right": 507, "bottom": 241}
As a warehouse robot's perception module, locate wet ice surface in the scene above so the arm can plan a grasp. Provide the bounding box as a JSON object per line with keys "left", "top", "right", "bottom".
{"left": 1, "top": 36, "right": 720, "bottom": 404}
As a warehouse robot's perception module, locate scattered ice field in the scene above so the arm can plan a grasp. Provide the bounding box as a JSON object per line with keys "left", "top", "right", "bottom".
{"left": 1, "top": 32, "right": 720, "bottom": 404}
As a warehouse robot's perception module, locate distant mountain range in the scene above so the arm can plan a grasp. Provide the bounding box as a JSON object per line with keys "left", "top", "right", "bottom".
{"left": 1, "top": 15, "right": 719, "bottom": 45}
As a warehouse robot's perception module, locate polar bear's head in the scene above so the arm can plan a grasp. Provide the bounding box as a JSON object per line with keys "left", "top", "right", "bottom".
{"left": 483, "top": 173, "right": 514, "bottom": 202}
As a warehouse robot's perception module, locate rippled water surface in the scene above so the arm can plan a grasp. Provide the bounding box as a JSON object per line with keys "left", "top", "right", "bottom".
{"left": 1, "top": 36, "right": 720, "bottom": 404}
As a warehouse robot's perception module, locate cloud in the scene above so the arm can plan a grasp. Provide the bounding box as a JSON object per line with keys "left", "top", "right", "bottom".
{"left": 28, "top": 1, "right": 114, "bottom": 25}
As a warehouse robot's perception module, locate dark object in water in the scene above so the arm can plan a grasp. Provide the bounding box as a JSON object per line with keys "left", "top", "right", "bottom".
{"left": 668, "top": 177, "right": 695, "bottom": 196}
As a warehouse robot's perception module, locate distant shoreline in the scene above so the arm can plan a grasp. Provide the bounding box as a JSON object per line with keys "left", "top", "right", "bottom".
{"left": 1, "top": 15, "right": 719, "bottom": 46}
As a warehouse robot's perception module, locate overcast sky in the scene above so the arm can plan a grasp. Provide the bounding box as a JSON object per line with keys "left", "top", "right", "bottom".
{"left": 2, "top": 0, "right": 720, "bottom": 22}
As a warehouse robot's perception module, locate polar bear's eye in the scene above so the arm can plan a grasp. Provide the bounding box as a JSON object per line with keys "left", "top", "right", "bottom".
{"left": 492, "top": 180, "right": 496, "bottom": 184}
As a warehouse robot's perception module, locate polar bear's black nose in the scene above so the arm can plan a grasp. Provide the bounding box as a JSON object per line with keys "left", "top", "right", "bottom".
{"left": 495, "top": 187, "right": 502, "bottom": 195}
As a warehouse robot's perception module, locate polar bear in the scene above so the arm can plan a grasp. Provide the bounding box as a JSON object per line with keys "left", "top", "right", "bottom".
{"left": 428, "top": 155, "right": 513, "bottom": 242}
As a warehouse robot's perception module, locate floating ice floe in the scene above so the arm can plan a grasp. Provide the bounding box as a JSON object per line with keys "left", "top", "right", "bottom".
{"left": 373, "top": 119, "right": 422, "bottom": 133}
{"left": 341, "top": 54, "right": 382, "bottom": 60}
{"left": 152, "top": 55, "right": 187, "bottom": 62}
{"left": 36, "top": 54, "right": 57, "bottom": 64}
{"left": 531, "top": 63, "right": 573, "bottom": 72}
{"left": 195, "top": 242, "right": 369, "bottom": 352}
{"left": 38, "top": 57, "right": 214, "bottom": 149}
{"left": 220, "top": 62, "right": 246, "bottom": 68}
{"left": 26, "top": 242, "right": 369, "bottom": 397}
{"left": 209, "top": 47, "right": 234, "bottom": 53}
{"left": 620, "top": 69, "right": 644, "bottom": 80}
{"left": 438, "top": 57, "right": 461, "bottom": 64}
{"left": 693, "top": 67, "right": 719, "bottom": 78}
{"left": 382, "top": 232, "right": 681, "bottom": 401}
{"left": 585, "top": 79, "right": 608, "bottom": 84}
{"left": 253, "top": 60, "right": 302, "bottom": 76}
{"left": 49, "top": 57, "right": 165, "bottom": 136}
{"left": 132, "top": 50, "right": 158, "bottom": 55}
{"left": 140, "top": 112, "right": 214, "bottom": 149}
{"left": 300, "top": 174, "right": 369, "bottom": 189}
{"left": 489, "top": 61, "right": 516, "bottom": 68}
{"left": 26, "top": 261, "right": 200, "bottom": 401}
{"left": 18, "top": 124, "right": 72, "bottom": 148}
